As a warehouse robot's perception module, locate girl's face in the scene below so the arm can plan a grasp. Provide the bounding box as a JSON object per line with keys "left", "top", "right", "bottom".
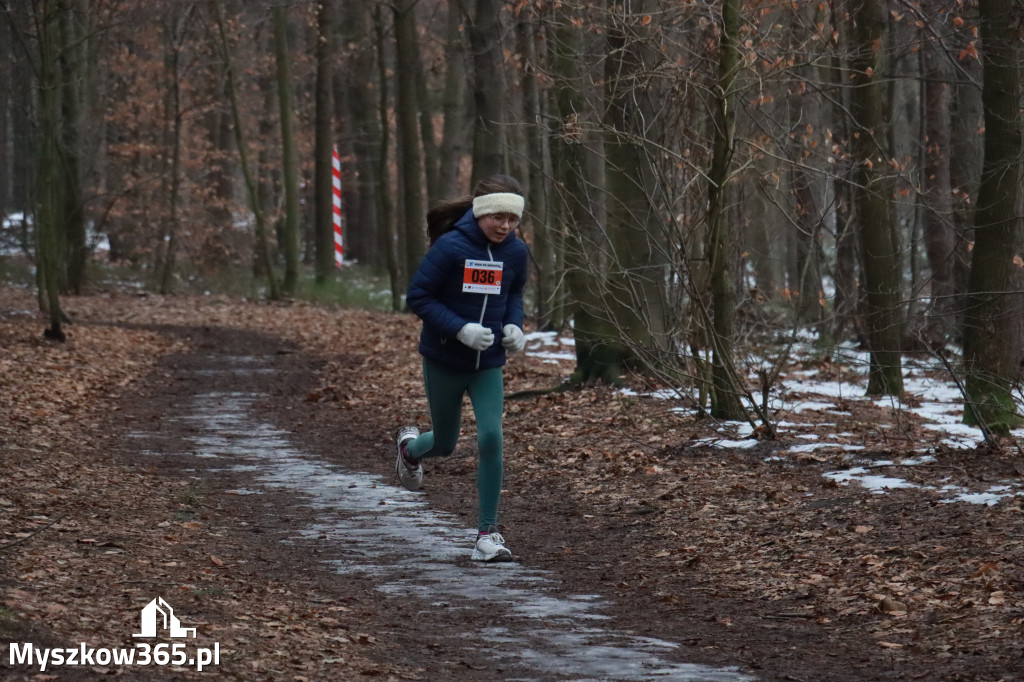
{"left": 478, "top": 213, "right": 520, "bottom": 244}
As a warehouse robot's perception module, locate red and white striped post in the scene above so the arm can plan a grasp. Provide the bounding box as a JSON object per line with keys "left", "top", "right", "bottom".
{"left": 332, "top": 145, "right": 344, "bottom": 267}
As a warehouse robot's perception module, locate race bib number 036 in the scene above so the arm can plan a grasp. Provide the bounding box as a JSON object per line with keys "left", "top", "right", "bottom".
{"left": 462, "top": 259, "right": 503, "bottom": 294}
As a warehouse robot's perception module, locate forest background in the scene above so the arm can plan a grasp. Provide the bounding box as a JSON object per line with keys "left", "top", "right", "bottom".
{"left": 2, "top": 2, "right": 1024, "bottom": 678}
{"left": 1, "top": 0, "right": 1023, "bottom": 436}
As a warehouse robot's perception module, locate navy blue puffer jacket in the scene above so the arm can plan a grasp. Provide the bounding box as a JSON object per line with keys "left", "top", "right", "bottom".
{"left": 407, "top": 208, "right": 529, "bottom": 371}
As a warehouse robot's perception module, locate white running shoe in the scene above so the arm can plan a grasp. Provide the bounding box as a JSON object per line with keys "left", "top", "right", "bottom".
{"left": 471, "top": 532, "right": 513, "bottom": 562}
{"left": 395, "top": 426, "right": 422, "bottom": 491}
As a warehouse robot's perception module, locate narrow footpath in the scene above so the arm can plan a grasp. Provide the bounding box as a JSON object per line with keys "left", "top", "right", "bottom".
{"left": 112, "top": 325, "right": 754, "bottom": 681}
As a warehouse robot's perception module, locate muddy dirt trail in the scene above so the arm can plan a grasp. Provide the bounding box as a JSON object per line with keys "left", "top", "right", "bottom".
{"left": 108, "top": 325, "right": 896, "bottom": 681}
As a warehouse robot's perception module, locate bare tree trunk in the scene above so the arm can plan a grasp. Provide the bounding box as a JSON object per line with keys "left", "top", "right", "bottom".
{"left": 962, "top": 0, "right": 1023, "bottom": 435}
{"left": 749, "top": 183, "right": 777, "bottom": 299}
{"left": 36, "top": 0, "right": 67, "bottom": 340}
{"left": 849, "top": 0, "right": 903, "bottom": 396}
{"left": 603, "top": 1, "right": 667, "bottom": 377}
{"left": 313, "top": 0, "right": 336, "bottom": 284}
{"left": 257, "top": 68, "right": 278, "bottom": 278}
{"left": 705, "top": 0, "right": 746, "bottom": 419}
{"left": 411, "top": 18, "right": 439, "bottom": 209}
{"left": 10, "top": 30, "right": 34, "bottom": 224}
{"left": 549, "top": 3, "right": 615, "bottom": 383}
{"left": 394, "top": 0, "right": 425, "bottom": 290}
{"left": 157, "top": 6, "right": 194, "bottom": 295}
{"left": 57, "top": 0, "right": 86, "bottom": 294}
{"left": 0, "top": 15, "right": 10, "bottom": 221}
{"left": 949, "top": 2, "right": 984, "bottom": 319}
{"left": 437, "top": 2, "right": 469, "bottom": 199}
{"left": 273, "top": 3, "right": 300, "bottom": 296}
{"left": 920, "top": 30, "right": 956, "bottom": 347}
{"left": 157, "top": 35, "right": 182, "bottom": 294}
{"left": 785, "top": 5, "right": 823, "bottom": 325}
{"left": 519, "top": 15, "right": 555, "bottom": 329}
{"left": 789, "top": 136, "right": 823, "bottom": 324}
{"left": 469, "top": 0, "right": 506, "bottom": 181}
{"left": 822, "top": 4, "right": 859, "bottom": 346}
{"left": 375, "top": 6, "right": 401, "bottom": 311}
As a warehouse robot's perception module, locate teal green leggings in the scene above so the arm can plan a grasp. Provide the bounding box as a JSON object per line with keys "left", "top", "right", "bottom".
{"left": 405, "top": 358, "right": 504, "bottom": 532}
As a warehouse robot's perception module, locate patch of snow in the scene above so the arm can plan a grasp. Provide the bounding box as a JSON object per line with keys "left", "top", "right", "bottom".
{"left": 776, "top": 421, "right": 835, "bottom": 429}
{"left": 900, "top": 455, "right": 936, "bottom": 466}
{"left": 715, "top": 439, "right": 759, "bottom": 449}
{"left": 524, "top": 331, "right": 561, "bottom": 346}
{"left": 824, "top": 467, "right": 919, "bottom": 493}
{"left": 921, "top": 421, "right": 984, "bottom": 438}
{"left": 939, "top": 484, "right": 1022, "bottom": 506}
{"left": 527, "top": 351, "right": 575, "bottom": 362}
{"left": 734, "top": 423, "right": 755, "bottom": 438}
{"left": 618, "top": 388, "right": 693, "bottom": 401}
{"left": 824, "top": 459, "right": 1023, "bottom": 505}
{"left": 787, "top": 401, "right": 839, "bottom": 413}
{"left": 690, "top": 438, "right": 758, "bottom": 450}
{"left": 784, "top": 380, "right": 864, "bottom": 399}
{"left": 787, "top": 442, "right": 865, "bottom": 454}
{"left": 909, "top": 403, "right": 962, "bottom": 424}
{"left": 943, "top": 491, "right": 1012, "bottom": 505}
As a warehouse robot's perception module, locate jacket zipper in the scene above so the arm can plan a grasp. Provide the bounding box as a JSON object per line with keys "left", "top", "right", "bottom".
{"left": 475, "top": 244, "right": 494, "bottom": 370}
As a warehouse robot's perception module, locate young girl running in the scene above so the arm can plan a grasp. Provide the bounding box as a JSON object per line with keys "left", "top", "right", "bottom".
{"left": 396, "top": 174, "right": 529, "bottom": 562}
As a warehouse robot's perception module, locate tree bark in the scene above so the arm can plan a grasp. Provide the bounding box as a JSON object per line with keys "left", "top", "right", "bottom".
{"left": 157, "top": 6, "right": 193, "bottom": 295}
{"left": 962, "top": 0, "right": 1023, "bottom": 434}
{"left": 705, "top": 0, "right": 746, "bottom": 419}
{"left": 469, "top": 0, "right": 506, "bottom": 181}
{"left": 394, "top": 0, "right": 425, "bottom": 290}
{"left": 437, "top": 3, "right": 469, "bottom": 199}
{"left": 920, "top": 32, "right": 957, "bottom": 347}
{"left": 785, "top": 4, "right": 823, "bottom": 325}
{"left": 789, "top": 130, "right": 823, "bottom": 324}
{"left": 603, "top": 1, "right": 667, "bottom": 377}
{"left": 156, "top": 33, "right": 182, "bottom": 294}
{"left": 411, "top": 17, "right": 439, "bottom": 209}
{"left": 57, "top": 0, "right": 86, "bottom": 294}
{"left": 273, "top": 3, "right": 301, "bottom": 296}
{"left": 0, "top": 14, "right": 10, "bottom": 220}
{"left": 36, "top": 0, "right": 67, "bottom": 340}
{"left": 375, "top": 6, "right": 401, "bottom": 311}
{"left": 549, "top": 4, "right": 616, "bottom": 383}
{"left": 949, "top": 5, "right": 984, "bottom": 307}
{"left": 849, "top": 0, "right": 903, "bottom": 396}
{"left": 822, "top": 5, "right": 859, "bottom": 346}
{"left": 519, "top": 15, "right": 555, "bottom": 329}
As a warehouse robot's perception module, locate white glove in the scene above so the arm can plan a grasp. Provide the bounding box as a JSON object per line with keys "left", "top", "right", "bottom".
{"left": 501, "top": 324, "right": 526, "bottom": 353}
{"left": 456, "top": 323, "right": 495, "bottom": 351}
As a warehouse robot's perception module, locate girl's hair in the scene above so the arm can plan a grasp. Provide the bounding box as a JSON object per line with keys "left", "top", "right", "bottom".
{"left": 426, "top": 174, "right": 524, "bottom": 245}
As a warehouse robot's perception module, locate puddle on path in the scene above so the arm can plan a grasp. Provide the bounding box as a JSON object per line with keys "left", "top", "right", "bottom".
{"left": 147, "top": 377, "right": 753, "bottom": 681}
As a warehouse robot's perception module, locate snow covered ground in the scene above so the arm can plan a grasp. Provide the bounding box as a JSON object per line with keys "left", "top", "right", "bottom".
{"left": 524, "top": 332, "right": 1024, "bottom": 506}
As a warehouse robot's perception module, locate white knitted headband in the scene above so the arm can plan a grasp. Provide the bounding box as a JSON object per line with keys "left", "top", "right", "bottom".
{"left": 472, "top": 193, "right": 525, "bottom": 219}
